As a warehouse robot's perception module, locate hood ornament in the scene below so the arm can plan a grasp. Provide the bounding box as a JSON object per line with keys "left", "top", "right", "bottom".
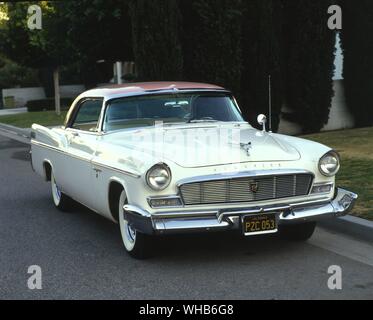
{"left": 240, "top": 142, "right": 252, "bottom": 156}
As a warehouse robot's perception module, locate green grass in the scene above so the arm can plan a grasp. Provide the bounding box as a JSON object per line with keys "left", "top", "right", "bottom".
{"left": 0, "top": 110, "right": 67, "bottom": 128}
{"left": 303, "top": 127, "right": 373, "bottom": 220}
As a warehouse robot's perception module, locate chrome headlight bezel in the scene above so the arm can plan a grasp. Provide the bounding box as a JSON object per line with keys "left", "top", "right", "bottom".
{"left": 318, "top": 151, "right": 341, "bottom": 177}
{"left": 146, "top": 163, "right": 172, "bottom": 191}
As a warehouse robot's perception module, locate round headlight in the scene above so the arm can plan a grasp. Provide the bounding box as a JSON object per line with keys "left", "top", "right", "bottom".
{"left": 146, "top": 163, "right": 171, "bottom": 191}
{"left": 318, "top": 151, "right": 340, "bottom": 177}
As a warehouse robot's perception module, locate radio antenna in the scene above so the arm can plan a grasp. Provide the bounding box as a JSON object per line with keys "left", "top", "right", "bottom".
{"left": 268, "top": 75, "right": 272, "bottom": 133}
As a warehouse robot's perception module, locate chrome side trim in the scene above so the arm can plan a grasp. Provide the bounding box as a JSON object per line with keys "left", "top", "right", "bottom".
{"left": 32, "top": 140, "right": 88, "bottom": 163}
{"left": 91, "top": 161, "right": 141, "bottom": 178}
{"left": 177, "top": 169, "right": 314, "bottom": 187}
{"left": 31, "top": 140, "right": 140, "bottom": 179}
{"left": 32, "top": 139, "right": 63, "bottom": 152}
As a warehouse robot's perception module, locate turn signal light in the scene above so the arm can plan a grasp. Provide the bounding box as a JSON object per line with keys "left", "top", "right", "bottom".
{"left": 311, "top": 184, "right": 333, "bottom": 194}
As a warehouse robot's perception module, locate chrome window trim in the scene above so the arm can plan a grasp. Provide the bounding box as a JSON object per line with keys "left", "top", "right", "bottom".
{"left": 100, "top": 89, "right": 238, "bottom": 134}
{"left": 65, "top": 97, "right": 105, "bottom": 132}
{"left": 65, "top": 127, "right": 102, "bottom": 137}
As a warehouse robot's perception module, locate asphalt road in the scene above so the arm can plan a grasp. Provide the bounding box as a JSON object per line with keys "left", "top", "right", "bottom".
{"left": 0, "top": 134, "right": 372, "bottom": 300}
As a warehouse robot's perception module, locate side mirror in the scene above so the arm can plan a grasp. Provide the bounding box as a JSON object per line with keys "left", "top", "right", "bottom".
{"left": 257, "top": 114, "right": 267, "bottom": 132}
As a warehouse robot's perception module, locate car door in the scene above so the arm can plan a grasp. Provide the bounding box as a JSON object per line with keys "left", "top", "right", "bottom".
{"left": 64, "top": 98, "right": 103, "bottom": 210}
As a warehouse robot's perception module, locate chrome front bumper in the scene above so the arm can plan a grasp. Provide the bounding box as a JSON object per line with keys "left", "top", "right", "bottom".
{"left": 123, "top": 188, "right": 358, "bottom": 235}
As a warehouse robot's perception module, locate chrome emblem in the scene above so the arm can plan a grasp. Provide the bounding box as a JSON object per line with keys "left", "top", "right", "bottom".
{"left": 250, "top": 182, "right": 259, "bottom": 193}
{"left": 240, "top": 142, "right": 252, "bottom": 156}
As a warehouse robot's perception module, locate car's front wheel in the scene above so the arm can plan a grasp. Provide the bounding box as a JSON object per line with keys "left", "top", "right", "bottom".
{"left": 279, "top": 222, "right": 317, "bottom": 241}
{"left": 51, "top": 171, "right": 73, "bottom": 211}
{"left": 118, "top": 190, "right": 152, "bottom": 259}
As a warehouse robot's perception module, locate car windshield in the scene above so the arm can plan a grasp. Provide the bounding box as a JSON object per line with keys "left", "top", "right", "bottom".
{"left": 103, "top": 92, "right": 244, "bottom": 132}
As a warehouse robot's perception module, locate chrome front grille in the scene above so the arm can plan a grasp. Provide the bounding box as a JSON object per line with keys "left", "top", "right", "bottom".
{"left": 179, "top": 174, "right": 313, "bottom": 205}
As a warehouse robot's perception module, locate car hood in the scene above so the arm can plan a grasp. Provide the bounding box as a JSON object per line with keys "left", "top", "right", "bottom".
{"left": 105, "top": 124, "right": 301, "bottom": 168}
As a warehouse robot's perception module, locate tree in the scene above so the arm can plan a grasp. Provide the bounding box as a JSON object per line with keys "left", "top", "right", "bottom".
{"left": 341, "top": 0, "right": 373, "bottom": 127}
{"left": 180, "top": 0, "right": 242, "bottom": 96}
{"left": 0, "top": 55, "right": 40, "bottom": 89}
{"left": 129, "top": 0, "right": 183, "bottom": 80}
{"left": 0, "top": 1, "right": 134, "bottom": 93}
{"left": 56, "top": 0, "right": 133, "bottom": 86}
{"left": 282, "top": 0, "right": 335, "bottom": 134}
{"left": 240, "top": 0, "right": 284, "bottom": 131}
{"left": 0, "top": 2, "right": 72, "bottom": 97}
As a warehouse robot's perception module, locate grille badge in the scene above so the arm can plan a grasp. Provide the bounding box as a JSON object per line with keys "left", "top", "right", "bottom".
{"left": 249, "top": 182, "right": 259, "bottom": 193}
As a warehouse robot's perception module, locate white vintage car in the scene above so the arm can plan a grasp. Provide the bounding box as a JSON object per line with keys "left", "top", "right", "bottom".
{"left": 31, "top": 82, "right": 357, "bottom": 258}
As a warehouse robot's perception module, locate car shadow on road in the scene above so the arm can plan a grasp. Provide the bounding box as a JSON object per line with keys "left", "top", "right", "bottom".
{"left": 152, "top": 232, "right": 304, "bottom": 261}
{"left": 58, "top": 201, "right": 308, "bottom": 264}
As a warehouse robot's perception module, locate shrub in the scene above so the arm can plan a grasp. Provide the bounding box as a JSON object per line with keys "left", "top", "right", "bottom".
{"left": 341, "top": 0, "right": 373, "bottom": 127}
{"left": 26, "top": 98, "right": 73, "bottom": 112}
{"left": 129, "top": 0, "right": 183, "bottom": 80}
{"left": 181, "top": 0, "right": 242, "bottom": 97}
{"left": 240, "top": 0, "right": 283, "bottom": 131}
{"left": 282, "top": 0, "right": 335, "bottom": 134}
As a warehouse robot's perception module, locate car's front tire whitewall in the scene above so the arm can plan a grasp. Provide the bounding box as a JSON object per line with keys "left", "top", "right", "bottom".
{"left": 118, "top": 190, "right": 152, "bottom": 259}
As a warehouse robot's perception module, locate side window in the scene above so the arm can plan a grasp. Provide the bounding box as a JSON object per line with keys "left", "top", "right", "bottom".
{"left": 71, "top": 99, "right": 103, "bottom": 131}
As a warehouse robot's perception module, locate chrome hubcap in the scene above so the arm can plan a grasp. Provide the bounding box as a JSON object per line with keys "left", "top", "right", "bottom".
{"left": 55, "top": 184, "right": 61, "bottom": 200}
{"left": 125, "top": 223, "right": 136, "bottom": 243}
{"left": 52, "top": 175, "right": 61, "bottom": 202}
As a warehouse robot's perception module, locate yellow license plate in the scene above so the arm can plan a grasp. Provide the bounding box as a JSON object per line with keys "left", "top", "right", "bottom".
{"left": 243, "top": 214, "right": 278, "bottom": 236}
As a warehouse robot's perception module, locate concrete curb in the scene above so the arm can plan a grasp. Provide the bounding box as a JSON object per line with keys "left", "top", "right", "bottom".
{"left": 319, "top": 215, "right": 373, "bottom": 243}
{"left": 0, "top": 123, "right": 31, "bottom": 145}
{"left": 0, "top": 107, "right": 27, "bottom": 116}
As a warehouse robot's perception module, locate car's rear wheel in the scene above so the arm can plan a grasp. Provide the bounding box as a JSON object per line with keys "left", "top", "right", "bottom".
{"left": 279, "top": 222, "right": 317, "bottom": 241}
{"left": 118, "top": 190, "right": 152, "bottom": 259}
{"left": 51, "top": 172, "right": 73, "bottom": 211}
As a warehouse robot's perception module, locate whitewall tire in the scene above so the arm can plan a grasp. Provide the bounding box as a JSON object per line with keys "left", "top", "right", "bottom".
{"left": 51, "top": 172, "right": 73, "bottom": 211}
{"left": 118, "top": 190, "right": 152, "bottom": 259}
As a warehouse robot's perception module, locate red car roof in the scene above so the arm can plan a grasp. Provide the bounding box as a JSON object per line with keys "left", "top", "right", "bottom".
{"left": 100, "top": 81, "right": 226, "bottom": 93}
